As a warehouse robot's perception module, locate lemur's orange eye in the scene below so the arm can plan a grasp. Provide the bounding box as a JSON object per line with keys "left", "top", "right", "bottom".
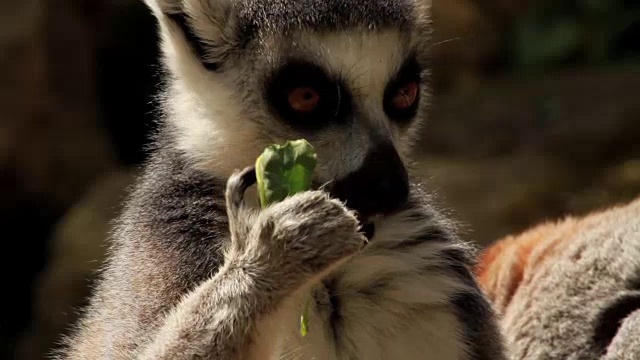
{"left": 268, "top": 61, "right": 344, "bottom": 129}
{"left": 391, "top": 82, "right": 419, "bottom": 110}
{"left": 288, "top": 87, "right": 320, "bottom": 113}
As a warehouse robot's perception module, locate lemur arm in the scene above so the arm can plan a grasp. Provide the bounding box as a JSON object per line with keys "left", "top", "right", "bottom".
{"left": 137, "top": 167, "right": 280, "bottom": 359}
{"left": 137, "top": 263, "right": 281, "bottom": 360}
{"left": 138, "top": 167, "right": 363, "bottom": 360}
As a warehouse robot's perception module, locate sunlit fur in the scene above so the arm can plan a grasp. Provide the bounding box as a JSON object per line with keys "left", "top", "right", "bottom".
{"left": 58, "top": 1, "right": 506, "bottom": 359}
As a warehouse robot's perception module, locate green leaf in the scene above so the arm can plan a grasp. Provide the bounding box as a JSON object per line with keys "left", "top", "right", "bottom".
{"left": 254, "top": 139, "right": 318, "bottom": 337}
{"left": 255, "top": 139, "right": 318, "bottom": 209}
{"left": 300, "top": 295, "right": 312, "bottom": 337}
{"left": 300, "top": 312, "right": 309, "bottom": 337}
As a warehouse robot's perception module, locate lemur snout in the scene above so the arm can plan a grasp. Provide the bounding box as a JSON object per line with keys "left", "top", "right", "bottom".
{"left": 329, "top": 142, "right": 409, "bottom": 220}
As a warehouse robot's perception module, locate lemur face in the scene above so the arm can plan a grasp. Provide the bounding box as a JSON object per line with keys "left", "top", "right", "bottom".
{"left": 146, "top": 0, "right": 432, "bottom": 218}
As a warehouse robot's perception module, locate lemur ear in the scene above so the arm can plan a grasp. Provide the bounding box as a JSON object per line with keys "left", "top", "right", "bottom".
{"left": 142, "top": 0, "right": 181, "bottom": 18}
{"left": 143, "top": 0, "right": 242, "bottom": 71}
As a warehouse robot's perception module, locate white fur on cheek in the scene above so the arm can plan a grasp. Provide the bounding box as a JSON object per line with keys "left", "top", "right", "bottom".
{"left": 158, "top": 19, "right": 268, "bottom": 177}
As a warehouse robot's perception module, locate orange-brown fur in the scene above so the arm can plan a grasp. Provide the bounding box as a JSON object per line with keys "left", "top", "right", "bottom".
{"left": 474, "top": 196, "right": 640, "bottom": 360}
{"left": 475, "top": 197, "right": 639, "bottom": 316}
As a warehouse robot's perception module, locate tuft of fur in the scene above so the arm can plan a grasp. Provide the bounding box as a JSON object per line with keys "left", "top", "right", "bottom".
{"left": 476, "top": 196, "right": 640, "bottom": 359}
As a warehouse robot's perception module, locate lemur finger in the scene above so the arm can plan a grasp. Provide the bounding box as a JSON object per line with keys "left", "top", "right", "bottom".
{"left": 225, "top": 166, "right": 256, "bottom": 216}
{"left": 225, "top": 166, "right": 257, "bottom": 250}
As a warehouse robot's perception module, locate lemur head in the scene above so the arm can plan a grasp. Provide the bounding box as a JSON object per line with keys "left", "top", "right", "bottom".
{"left": 145, "top": 0, "right": 432, "bottom": 219}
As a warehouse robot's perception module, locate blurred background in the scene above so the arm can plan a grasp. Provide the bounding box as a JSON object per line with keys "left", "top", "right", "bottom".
{"left": 1, "top": 0, "right": 638, "bottom": 358}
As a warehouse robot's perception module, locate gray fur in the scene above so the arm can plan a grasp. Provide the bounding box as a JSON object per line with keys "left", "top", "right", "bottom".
{"left": 494, "top": 198, "right": 640, "bottom": 360}
{"left": 149, "top": 0, "right": 432, "bottom": 73}
{"left": 154, "top": 0, "right": 427, "bottom": 39}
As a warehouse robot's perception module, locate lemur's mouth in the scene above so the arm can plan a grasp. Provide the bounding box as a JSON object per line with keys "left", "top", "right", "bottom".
{"left": 360, "top": 221, "right": 375, "bottom": 241}
{"left": 353, "top": 211, "right": 379, "bottom": 242}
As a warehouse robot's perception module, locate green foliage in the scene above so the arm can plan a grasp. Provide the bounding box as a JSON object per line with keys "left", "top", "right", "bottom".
{"left": 255, "top": 139, "right": 317, "bottom": 209}
{"left": 508, "top": 0, "right": 640, "bottom": 73}
{"left": 300, "top": 297, "right": 311, "bottom": 337}
{"left": 254, "top": 139, "right": 317, "bottom": 337}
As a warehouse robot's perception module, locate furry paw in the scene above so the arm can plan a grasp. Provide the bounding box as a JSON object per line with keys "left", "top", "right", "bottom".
{"left": 259, "top": 190, "right": 366, "bottom": 275}
{"left": 225, "top": 166, "right": 365, "bottom": 290}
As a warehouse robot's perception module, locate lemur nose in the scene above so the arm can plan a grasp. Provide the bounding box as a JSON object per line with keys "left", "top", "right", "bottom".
{"left": 330, "top": 142, "right": 409, "bottom": 219}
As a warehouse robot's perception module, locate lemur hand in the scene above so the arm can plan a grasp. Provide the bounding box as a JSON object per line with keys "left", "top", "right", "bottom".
{"left": 224, "top": 166, "right": 366, "bottom": 296}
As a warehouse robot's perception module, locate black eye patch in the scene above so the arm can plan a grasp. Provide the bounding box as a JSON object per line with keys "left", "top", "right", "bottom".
{"left": 265, "top": 60, "right": 351, "bottom": 131}
{"left": 383, "top": 56, "right": 422, "bottom": 123}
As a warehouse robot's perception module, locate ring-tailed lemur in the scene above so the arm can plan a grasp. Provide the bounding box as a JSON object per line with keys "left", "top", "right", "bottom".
{"left": 59, "top": 0, "right": 506, "bottom": 359}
